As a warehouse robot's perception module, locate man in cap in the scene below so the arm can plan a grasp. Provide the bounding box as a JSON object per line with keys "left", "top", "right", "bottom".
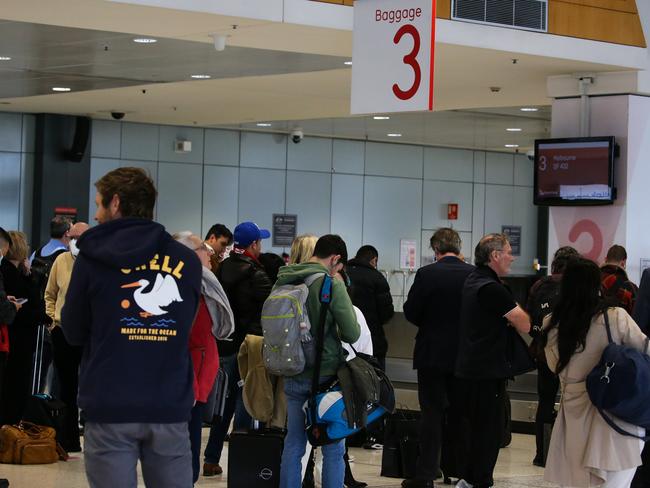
{"left": 203, "top": 221, "right": 273, "bottom": 476}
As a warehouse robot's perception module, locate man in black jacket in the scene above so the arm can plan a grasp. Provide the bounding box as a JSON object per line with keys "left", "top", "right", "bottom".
{"left": 402, "top": 228, "right": 474, "bottom": 488}
{"left": 454, "top": 234, "right": 531, "bottom": 488}
{"left": 346, "top": 245, "right": 394, "bottom": 370}
{"left": 203, "top": 221, "right": 273, "bottom": 477}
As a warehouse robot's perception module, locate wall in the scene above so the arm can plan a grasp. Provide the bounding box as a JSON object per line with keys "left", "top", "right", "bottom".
{"left": 90, "top": 119, "right": 538, "bottom": 308}
{"left": 0, "top": 112, "right": 35, "bottom": 239}
{"left": 549, "top": 0, "right": 645, "bottom": 47}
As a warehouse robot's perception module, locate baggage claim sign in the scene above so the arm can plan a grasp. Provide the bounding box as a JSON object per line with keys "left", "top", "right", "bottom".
{"left": 351, "top": 0, "right": 436, "bottom": 114}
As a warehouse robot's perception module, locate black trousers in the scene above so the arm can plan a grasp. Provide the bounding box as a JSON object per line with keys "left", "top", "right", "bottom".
{"left": 0, "top": 352, "right": 6, "bottom": 408}
{"left": 415, "top": 369, "right": 461, "bottom": 481}
{"left": 456, "top": 378, "right": 506, "bottom": 488}
{"left": 51, "top": 326, "right": 83, "bottom": 450}
{"left": 534, "top": 361, "right": 559, "bottom": 461}
{"left": 1, "top": 326, "right": 37, "bottom": 425}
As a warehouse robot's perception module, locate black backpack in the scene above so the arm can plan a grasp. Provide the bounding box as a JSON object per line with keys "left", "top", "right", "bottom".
{"left": 31, "top": 247, "right": 66, "bottom": 296}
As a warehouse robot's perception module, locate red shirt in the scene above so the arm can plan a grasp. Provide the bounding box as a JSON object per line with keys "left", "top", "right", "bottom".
{"left": 189, "top": 297, "right": 219, "bottom": 403}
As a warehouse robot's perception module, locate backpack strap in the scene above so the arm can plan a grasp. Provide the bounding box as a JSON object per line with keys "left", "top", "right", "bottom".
{"left": 311, "top": 275, "right": 332, "bottom": 396}
{"left": 598, "top": 408, "right": 650, "bottom": 441}
{"left": 603, "top": 309, "right": 614, "bottom": 345}
{"left": 304, "top": 273, "right": 325, "bottom": 288}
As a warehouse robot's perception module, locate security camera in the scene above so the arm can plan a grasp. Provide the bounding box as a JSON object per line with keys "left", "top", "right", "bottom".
{"left": 291, "top": 128, "right": 304, "bottom": 144}
{"left": 111, "top": 112, "right": 125, "bottom": 120}
{"left": 526, "top": 149, "right": 535, "bottom": 161}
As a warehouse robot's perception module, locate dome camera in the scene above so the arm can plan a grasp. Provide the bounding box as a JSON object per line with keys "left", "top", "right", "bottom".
{"left": 291, "top": 128, "right": 304, "bottom": 144}
{"left": 526, "top": 149, "right": 535, "bottom": 161}
{"left": 111, "top": 111, "right": 125, "bottom": 120}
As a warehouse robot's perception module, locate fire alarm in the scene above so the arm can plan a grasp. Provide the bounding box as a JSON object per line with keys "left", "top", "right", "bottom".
{"left": 447, "top": 203, "right": 459, "bottom": 220}
{"left": 175, "top": 140, "right": 192, "bottom": 153}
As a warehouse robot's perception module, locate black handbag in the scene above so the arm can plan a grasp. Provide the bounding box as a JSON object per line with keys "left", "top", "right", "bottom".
{"left": 380, "top": 410, "right": 420, "bottom": 478}
{"left": 505, "top": 326, "right": 535, "bottom": 377}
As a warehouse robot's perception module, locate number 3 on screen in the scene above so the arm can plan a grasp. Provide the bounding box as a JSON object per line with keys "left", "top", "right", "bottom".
{"left": 392, "top": 24, "right": 421, "bottom": 101}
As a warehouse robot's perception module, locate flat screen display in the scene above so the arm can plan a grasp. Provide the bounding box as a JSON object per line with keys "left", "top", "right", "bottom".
{"left": 534, "top": 136, "right": 615, "bottom": 206}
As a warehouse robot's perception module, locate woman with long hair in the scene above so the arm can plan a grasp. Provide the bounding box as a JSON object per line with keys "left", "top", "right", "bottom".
{"left": 0, "top": 231, "right": 42, "bottom": 425}
{"left": 543, "top": 257, "right": 647, "bottom": 487}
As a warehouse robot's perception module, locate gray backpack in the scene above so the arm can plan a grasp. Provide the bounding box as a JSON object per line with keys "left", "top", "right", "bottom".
{"left": 261, "top": 273, "right": 324, "bottom": 376}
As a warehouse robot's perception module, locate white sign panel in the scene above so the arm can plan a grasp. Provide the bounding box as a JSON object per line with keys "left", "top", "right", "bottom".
{"left": 351, "top": 0, "right": 436, "bottom": 114}
{"left": 400, "top": 239, "right": 417, "bottom": 270}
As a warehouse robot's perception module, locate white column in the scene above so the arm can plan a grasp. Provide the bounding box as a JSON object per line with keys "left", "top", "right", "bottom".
{"left": 547, "top": 92, "right": 650, "bottom": 283}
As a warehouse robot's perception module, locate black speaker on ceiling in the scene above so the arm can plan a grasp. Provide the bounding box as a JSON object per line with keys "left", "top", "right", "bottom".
{"left": 63, "top": 116, "right": 91, "bottom": 162}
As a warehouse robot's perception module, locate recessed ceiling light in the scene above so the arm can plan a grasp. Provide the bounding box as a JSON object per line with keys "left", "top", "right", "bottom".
{"left": 344, "top": 61, "right": 353, "bottom": 66}
{"left": 256, "top": 123, "right": 272, "bottom": 127}
{"left": 373, "top": 116, "right": 390, "bottom": 120}
{"left": 520, "top": 107, "right": 538, "bottom": 112}
{"left": 133, "top": 38, "right": 157, "bottom": 44}
{"left": 505, "top": 144, "right": 519, "bottom": 148}
{"left": 190, "top": 74, "right": 211, "bottom": 79}
{"left": 387, "top": 133, "right": 402, "bottom": 137}
{"left": 0, "top": 56, "right": 11, "bottom": 61}
{"left": 506, "top": 128, "right": 522, "bottom": 132}
{"left": 52, "top": 87, "right": 71, "bottom": 92}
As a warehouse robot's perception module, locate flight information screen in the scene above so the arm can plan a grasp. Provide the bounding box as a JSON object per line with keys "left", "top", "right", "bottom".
{"left": 534, "top": 138, "right": 614, "bottom": 205}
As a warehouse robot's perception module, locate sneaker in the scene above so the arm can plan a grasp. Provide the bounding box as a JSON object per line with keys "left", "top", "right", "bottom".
{"left": 362, "top": 438, "right": 383, "bottom": 450}
{"left": 203, "top": 462, "right": 223, "bottom": 476}
{"left": 456, "top": 480, "right": 473, "bottom": 488}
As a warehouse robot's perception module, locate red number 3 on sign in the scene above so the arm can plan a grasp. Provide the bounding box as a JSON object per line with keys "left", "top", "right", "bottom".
{"left": 392, "top": 24, "right": 421, "bottom": 101}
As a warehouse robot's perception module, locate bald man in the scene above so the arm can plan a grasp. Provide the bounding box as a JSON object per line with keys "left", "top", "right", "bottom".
{"left": 45, "top": 221, "right": 89, "bottom": 452}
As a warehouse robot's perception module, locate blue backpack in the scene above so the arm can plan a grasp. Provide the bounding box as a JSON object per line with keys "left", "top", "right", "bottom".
{"left": 304, "top": 275, "right": 392, "bottom": 446}
{"left": 586, "top": 309, "right": 650, "bottom": 439}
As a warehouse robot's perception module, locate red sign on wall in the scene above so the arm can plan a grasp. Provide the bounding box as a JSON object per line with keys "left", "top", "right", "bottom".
{"left": 447, "top": 203, "right": 458, "bottom": 220}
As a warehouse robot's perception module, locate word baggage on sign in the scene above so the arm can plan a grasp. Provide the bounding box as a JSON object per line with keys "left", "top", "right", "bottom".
{"left": 351, "top": 0, "right": 436, "bottom": 114}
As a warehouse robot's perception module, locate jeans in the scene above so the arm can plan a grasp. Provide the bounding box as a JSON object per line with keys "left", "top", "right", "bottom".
{"left": 203, "top": 354, "right": 250, "bottom": 464}
{"left": 280, "top": 377, "right": 345, "bottom": 488}
{"left": 84, "top": 422, "right": 192, "bottom": 488}
{"left": 189, "top": 402, "right": 205, "bottom": 484}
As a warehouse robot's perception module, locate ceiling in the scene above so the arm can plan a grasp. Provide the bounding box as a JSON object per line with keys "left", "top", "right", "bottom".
{"left": 229, "top": 106, "right": 552, "bottom": 152}
{"left": 0, "top": 6, "right": 639, "bottom": 152}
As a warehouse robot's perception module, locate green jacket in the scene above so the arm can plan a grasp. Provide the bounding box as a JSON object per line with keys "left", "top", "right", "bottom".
{"left": 275, "top": 262, "right": 360, "bottom": 378}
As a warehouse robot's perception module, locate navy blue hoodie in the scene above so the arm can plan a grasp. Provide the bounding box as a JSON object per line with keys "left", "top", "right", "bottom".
{"left": 61, "top": 218, "right": 202, "bottom": 423}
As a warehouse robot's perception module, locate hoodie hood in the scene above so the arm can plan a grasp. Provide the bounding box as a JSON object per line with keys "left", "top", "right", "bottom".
{"left": 77, "top": 218, "right": 170, "bottom": 269}
{"left": 275, "top": 262, "right": 329, "bottom": 287}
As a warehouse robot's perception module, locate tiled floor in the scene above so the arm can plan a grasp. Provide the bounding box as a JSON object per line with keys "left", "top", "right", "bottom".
{"left": 1, "top": 432, "right": 550, "bottom": 487}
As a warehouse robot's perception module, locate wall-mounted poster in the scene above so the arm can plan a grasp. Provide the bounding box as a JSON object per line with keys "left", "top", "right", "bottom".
{"left": 272, "top": 214, "right": 297, "bottom": 247}
{"left": 400, "top": 239, "right": 417, "bottom": 270}
{"left": 501, "top": 225, "right": 522, "bottom": 256}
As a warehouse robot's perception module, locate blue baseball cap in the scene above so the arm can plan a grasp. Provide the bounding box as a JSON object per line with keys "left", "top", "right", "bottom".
{"left": 233, "top": 221, "right": 271, "bottom": 248}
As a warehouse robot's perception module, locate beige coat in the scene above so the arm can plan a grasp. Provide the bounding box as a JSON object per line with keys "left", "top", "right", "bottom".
{"left": 544, "top": 307, "right": 646, "bottom": 487}
{"left": 44, "top": 251, "right": 75, "bottom": 326}
{"left": 238, "top": 334, "right": 287, "bottom": 428}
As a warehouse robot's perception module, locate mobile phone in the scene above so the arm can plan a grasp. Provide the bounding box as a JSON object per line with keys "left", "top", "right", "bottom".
{"left": 13, "top": 298, "right": 27, "bottom": 305}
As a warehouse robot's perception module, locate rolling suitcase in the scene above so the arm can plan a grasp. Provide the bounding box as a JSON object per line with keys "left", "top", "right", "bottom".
{"left": 22, "top": 325, "right": 67, "bottom": 451}
{"left": 227, "top": 421, "right": 284, "bottom": 488}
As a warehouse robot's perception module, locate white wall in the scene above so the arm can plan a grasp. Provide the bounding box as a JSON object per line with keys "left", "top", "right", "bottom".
{"left": 89, "top": 119, "right": 538, "bottom": 307}
{"left": 0, "top": 113, "right": 539, "bottom": 307}
{"left": 0, "top": 113, "right": 35, "bottom": 238}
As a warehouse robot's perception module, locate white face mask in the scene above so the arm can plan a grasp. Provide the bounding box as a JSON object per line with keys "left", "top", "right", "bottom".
{"left": 0, "top": 251, "right": 3, "bottom": 266}
{"left": 69, "top": 239, "right": 79, "bottom": 257}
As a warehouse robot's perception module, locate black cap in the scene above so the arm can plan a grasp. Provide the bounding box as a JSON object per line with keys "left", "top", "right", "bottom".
{"left": 0, "top": 227, "right": 12, "bottom": 247}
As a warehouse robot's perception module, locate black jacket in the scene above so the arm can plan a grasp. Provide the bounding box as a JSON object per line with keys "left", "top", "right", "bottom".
{"left": 403, "top": 256, "right": 474, "bottom": 372}
{"left": 0, "top": 269, "right": 17, "bottom": 326}
{"left": 346, "top": 259, "right": 394, "bottom": 358}
{"left": 216, "top": 252, "right": 272, "bottom": 357}
{"left": 634, "top": 268, "right": 650, "bottom": 335}
{"left": 1, "top": 261, "right": 42, "bottom": 342}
